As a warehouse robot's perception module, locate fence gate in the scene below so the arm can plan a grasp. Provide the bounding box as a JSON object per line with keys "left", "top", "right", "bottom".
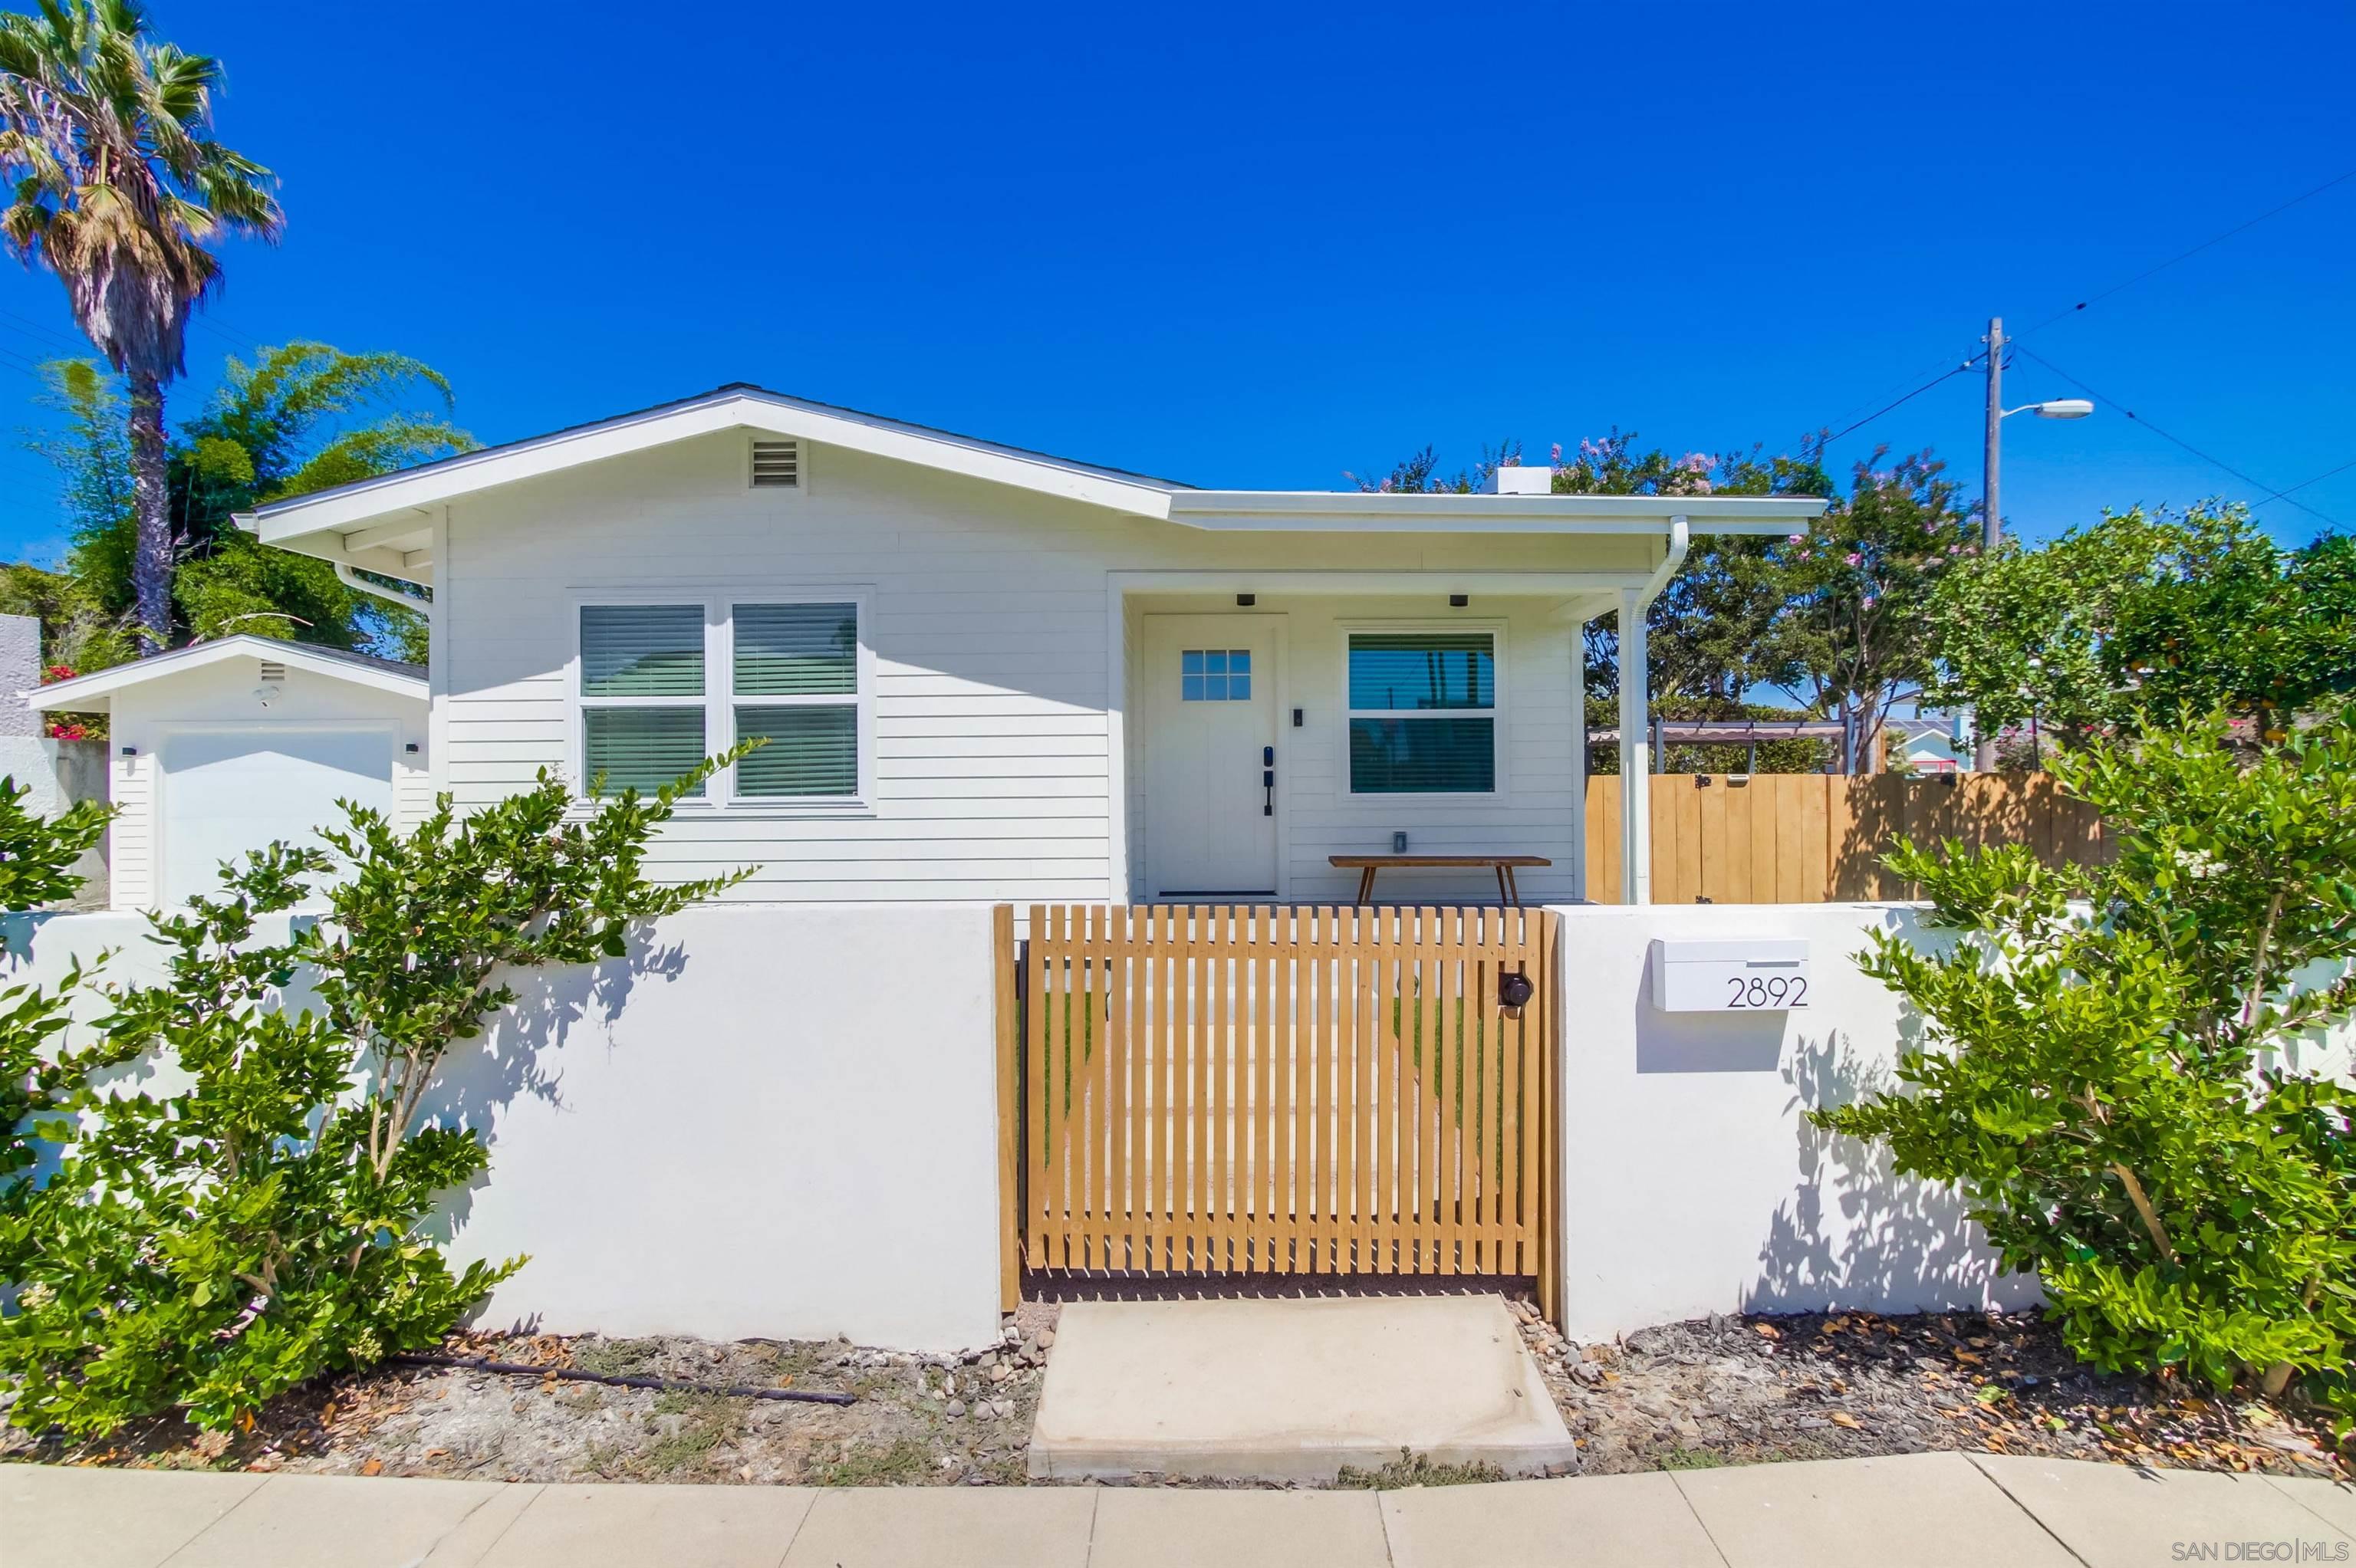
{"left": 992, "top": 904, "right": 1558, "bottom": 1322}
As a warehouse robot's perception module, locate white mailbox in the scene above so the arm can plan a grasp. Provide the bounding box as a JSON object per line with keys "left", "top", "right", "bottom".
{"left": 1650, "top": 938, "right": 1811, "bottom": 1012}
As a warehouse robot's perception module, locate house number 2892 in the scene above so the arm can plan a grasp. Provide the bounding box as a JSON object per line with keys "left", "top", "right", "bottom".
{"left": 1726, "top": 975, "right": 1807, "bottom": 1008}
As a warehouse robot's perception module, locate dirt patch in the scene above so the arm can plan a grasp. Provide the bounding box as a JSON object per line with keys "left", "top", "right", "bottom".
{"left": 1, "top": 1302, "right": 1064, "bottom": 1487}
{"left": 5, "top": 1299, "right": 2346, "bottom": 1484}
{"left": 1509, "top": 1300, "right": 2347, "bottom": 1481}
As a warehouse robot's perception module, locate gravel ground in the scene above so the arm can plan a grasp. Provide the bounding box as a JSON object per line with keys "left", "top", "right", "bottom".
{"left": 6, "top": 1298, "right": 2347, "bottom": 1484}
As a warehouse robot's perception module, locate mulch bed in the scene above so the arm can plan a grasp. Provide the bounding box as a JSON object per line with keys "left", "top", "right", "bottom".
{"left": 4, "top": 1300, "right": 2346, "bottom": 1484}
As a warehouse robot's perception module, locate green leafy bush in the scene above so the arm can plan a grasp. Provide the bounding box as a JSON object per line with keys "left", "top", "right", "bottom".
{"left": 1, "top": 774, "right": 115, "bottom": 1192}
{"left": 0, "top": 774, "right": 111, "bottom": 912}
{"left": 0, "top": 757, "right": 749, "bottom": 1437}
{"left": 1815, "top": 709, "right": 2356, "bottom": 1399}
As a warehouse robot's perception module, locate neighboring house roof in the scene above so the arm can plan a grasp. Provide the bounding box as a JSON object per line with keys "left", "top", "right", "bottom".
{"left": 25, "top": 635, "right": 426, "bottom": 713}
{"left": 235, "top": 383, "right": 1834, "bottom": 588}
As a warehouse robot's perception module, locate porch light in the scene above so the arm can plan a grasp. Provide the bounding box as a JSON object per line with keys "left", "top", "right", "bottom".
{"left": 1499, "top": 968, "right": 1535, "bottom": 1012}
{"left": 1448, "top": 593, "right": 1469, "bottom": 608}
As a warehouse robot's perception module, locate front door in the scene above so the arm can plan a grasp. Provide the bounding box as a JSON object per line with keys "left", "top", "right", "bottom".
{"left": 1140, "top": 613, "right": 1282, "bottom": 899}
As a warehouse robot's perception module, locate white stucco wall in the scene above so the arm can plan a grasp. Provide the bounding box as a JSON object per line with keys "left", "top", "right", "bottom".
{"left": 1548, "top": 902, "right": 2047, "bottom": 1341}
{"left": 441, "top": 432, "right": 1650, "bottom": 904}
{"left": 102, "top": 655, "right": 429, "bottom": 911}
{"left": 2, "top": 902, "right": 1003, "bottom": 1353}
{"left": 430, "top": 902, "right": 1001, "bottom": 1350}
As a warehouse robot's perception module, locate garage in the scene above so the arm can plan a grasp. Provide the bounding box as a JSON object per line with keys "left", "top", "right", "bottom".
{"left": 28, "top": 635, "right": 428, "bottom": 912}
{"left": 157, "top": 725, "right": 399, "bottom": 906}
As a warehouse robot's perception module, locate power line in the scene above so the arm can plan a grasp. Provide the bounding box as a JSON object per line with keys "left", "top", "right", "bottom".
{"left": 2009, "top": 344, "right": 2346, "bottom": 531}
{"left": 0, "top": 307, "right": 85, "bottom": 355}
{"left": 195, "top": 314, "right": 263, "bottom": 352}
{"left": 1814, "top": 361, "right": 1976, "bottom": 449}
{"left": 1806, "top": 166, "right": 2354, "bottom": 455}
{"left": 2016, "top": 166, "right": 2356, "bottom": 338}
{"left": 2252, "top": 455, "right": 2356, "bottom": 511}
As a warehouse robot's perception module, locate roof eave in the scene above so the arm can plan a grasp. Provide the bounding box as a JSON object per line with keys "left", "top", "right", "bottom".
{"left": 25, "top": 636, "right": 426, "bottom": 710}
{"left": 1161, "top": 492, "right": 1828, "bottom": 534}
{"left": 244, "top": 389, "right": 1180, "bottom": 550}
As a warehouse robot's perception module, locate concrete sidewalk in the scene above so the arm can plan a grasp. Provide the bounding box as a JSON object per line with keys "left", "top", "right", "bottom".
{"left": 12, "top": 1451, "right": 2356, "bottom": 1567}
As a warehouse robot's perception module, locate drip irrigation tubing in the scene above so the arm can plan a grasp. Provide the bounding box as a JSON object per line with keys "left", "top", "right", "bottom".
{"left": 389, "top": 1350, "right": 857, "bottom": 1406}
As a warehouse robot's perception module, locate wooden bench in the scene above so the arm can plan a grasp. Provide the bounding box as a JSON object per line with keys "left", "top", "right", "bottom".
{"left": 1328, "top": 854, "right": 1552, "bottom": 907}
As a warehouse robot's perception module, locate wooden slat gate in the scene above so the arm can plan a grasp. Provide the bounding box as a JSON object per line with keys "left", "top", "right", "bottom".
{"left": 992, "top": 904, "right": 1559, "bottom": 1324}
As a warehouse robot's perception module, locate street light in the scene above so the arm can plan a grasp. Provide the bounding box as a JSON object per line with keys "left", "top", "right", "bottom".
{"left": 1974, "top": 318, "right": 2098, "bottom": 769}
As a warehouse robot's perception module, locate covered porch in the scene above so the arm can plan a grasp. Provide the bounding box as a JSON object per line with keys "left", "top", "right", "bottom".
{"left": 1107, "top": 495, "right": 1811, "bottom": 907}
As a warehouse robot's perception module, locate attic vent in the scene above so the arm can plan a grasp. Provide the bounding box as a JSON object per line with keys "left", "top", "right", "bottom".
{"left": 750, "top": 440, "right": 801, "bottom": 489}
{"left": 258, "top": 661, "right": 287, "bottom": 682}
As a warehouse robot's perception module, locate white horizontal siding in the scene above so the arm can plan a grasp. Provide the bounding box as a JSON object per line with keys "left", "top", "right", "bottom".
{"left": 440, "top": 430, "right": 1627, "bottom": 904}
{"left": 107, "top": 753, "right": 153, "bottom": 912}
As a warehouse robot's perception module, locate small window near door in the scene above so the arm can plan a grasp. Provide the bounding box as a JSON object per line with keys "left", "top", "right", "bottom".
{"left": 1347, "top": 630, "right": 1497, "bottom": 793}
{"left": 1181, "top": 649, "right": 1252, "bottom": 702}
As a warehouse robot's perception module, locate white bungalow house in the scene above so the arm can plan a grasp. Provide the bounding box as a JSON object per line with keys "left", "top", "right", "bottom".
{"left": 27, "top": 636, "right": 429, "bottom": 910}
{"left": 235, "top": 386, "right": 1828, "bottom": 907}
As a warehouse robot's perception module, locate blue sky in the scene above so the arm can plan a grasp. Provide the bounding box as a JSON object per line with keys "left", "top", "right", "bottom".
{"left": 0, "top": 0, "right": 2350, "bottom": 564}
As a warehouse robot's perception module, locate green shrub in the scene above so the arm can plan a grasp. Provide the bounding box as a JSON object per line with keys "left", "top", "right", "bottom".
{"left": 1, "top": 774, "right": 116, "bottom": 1208}
{"left": 0, "top": 757, "right": 749, "bottom": 1437}
{"left": 1815, "top": 708, "right": 2356, "bottom": 1402}
{"left": 0, "top": 773, "right": 110, "bottom": 912}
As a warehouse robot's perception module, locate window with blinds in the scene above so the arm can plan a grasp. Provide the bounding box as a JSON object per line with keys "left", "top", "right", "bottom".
{"left": 1346, "top": 630, "right": 1498, "bottom": 794}
{"left": 577, "top": 600, "right": 867, "bottom": 803}
{"left": 732, "top": 602, "right": 859, "bottom": 796}
{"left": 580, "top": 605, "right": 707, "bottom": 795}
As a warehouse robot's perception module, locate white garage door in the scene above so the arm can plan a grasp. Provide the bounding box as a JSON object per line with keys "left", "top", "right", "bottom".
{"left": 160, "top": 728, "right": 396, "bottom": 906}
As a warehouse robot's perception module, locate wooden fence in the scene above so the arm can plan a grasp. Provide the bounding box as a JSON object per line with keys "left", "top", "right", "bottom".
{"left": 993, "top": 905, "right": 1558, "bottom": 1320}
{"left": 1584, "top": 773, "right": 2109, "bottom": 905}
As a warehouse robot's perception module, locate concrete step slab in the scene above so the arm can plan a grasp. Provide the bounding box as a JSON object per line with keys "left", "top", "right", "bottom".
{"left": 1672, "top": 1450, "right": 2076, "bottom": 1568}
{"left": 1091, "top": 1486, "right": 1390, "bottom": 1568}
{"left": 1027, "top": 1294, "right": 1578, "bottom": 1484}
{"left": 1380, "top": 1471, "right": 1727, "bottom": 1567}
{"left": 4, "top": 1464, "right": 265, "bottom": 1568}
{"left": 468, "top": 1482, "right": 814, "bottom": 1568}
{"left": 161, "top": 1474, "right": 536, "bottom": 1568}
{"left": 779, "top": 1485, "right": 1097, "bottom": 1568}
{"left": 1974, "top": 1454, "right": 2356, "bottom": 1568}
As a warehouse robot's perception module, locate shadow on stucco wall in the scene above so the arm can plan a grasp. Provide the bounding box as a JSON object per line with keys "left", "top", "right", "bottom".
{"left": 1746, "top": 1020, "right": 2038, "bottom": 1317}
{"left": 410, "top": 925, "right": 693, "bottom": 1249}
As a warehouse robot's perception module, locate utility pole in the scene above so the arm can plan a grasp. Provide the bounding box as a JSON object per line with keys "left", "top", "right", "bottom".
{"left": 1975, "top": 316, "right": 2005, "bottom": 772}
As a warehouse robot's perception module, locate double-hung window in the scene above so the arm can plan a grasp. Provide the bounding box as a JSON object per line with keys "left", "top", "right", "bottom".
{"left": 577, "top": 599, "right": 868, "bottom": 806}
{"left": 579, "top": 604, "right": 709, "bottom": 797}
{"left": 1346, "top": 628, "right": 1499, "bottom": 794}
{"left": 729, "top": 602, "right": 860, "bottom": 798}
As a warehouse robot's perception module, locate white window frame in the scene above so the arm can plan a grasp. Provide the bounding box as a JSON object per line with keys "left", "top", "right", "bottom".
{"left": 567, "top": 589, "right": 875, "bottom": 815}
{"left": 1340, "top": 620, "right": 1507, "bottom": 801}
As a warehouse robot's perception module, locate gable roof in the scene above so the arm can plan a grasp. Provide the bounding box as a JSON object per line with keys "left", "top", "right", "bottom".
{"left": 238, "top": 383, "right": 1834, "bottom": 587}
{"left": 25, "top": 635, "right": 426, "bottom": 713}
{"left": 241, "top": 384, "right": 1191, "bottom": 554}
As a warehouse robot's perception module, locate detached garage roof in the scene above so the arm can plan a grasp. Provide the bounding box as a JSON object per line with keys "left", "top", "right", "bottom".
{"left": 25, "top": 635, "right": 425, "bottom": 713}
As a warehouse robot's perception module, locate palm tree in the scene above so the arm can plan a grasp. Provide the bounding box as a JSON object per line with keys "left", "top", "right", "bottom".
{"left": 0, "top": 1, "right": 281, "bottom": 655}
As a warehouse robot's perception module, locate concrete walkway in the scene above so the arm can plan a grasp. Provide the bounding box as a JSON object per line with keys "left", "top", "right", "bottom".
{"left": 1029, "top": 1296, "right": 1578, "bottom": 1481}
{"left": 12, "top": 1451, "right": 2356, "bottom": 1567}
